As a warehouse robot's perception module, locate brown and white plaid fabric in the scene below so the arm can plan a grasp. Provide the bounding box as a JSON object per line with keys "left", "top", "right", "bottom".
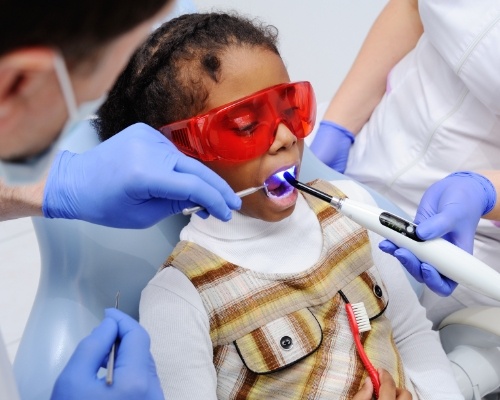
{"left": 163, "top": 180, "right": 410, "bottom": 399}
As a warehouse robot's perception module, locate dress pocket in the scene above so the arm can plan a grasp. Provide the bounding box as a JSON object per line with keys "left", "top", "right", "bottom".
{"left": 233, "top": 308, "right": 322, "bottom": 374}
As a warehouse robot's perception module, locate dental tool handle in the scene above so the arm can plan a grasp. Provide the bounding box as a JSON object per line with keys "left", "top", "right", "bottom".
{"left": 338, "top": 198, "right": 500, "bottom": 302}
{"left": 106, "top": 291, "right": 120, "bottom": 385}
{"left": 182, "top": 185, "right": 266, "bottom": 216}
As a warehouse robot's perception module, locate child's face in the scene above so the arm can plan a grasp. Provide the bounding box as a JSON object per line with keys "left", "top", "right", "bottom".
{"left": 202, "top": 46, "right": 304, "bottom": 222}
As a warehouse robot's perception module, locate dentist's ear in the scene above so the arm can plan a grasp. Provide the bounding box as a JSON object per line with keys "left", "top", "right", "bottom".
{"left": 0, "top": 47, "right": 56, "bottom": 121}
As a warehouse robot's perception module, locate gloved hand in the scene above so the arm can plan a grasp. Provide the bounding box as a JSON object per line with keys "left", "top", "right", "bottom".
{"left": 51, "top": 308, "right": 164, "bottom": 400}
{"left": 309, "top": 120, "right": 355, "bottom": 173}
{"left": 379, "top": 172, "right": 496, "bottom": 296}
{"left": 43, "top": 123, "right": 241, "bottom": 228}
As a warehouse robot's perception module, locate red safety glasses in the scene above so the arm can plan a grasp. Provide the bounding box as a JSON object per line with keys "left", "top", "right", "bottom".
{"left": 159, "top": 81, "right": 316, "bottom": 162}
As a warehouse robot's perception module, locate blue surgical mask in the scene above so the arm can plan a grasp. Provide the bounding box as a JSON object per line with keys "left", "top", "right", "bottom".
{"left": 0, "top": 52, "right": 106, "bottom": 185}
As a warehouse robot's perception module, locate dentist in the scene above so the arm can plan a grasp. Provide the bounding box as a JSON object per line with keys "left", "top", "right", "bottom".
{"left": 0, "top": 1, "right": 240, "bottom": 399}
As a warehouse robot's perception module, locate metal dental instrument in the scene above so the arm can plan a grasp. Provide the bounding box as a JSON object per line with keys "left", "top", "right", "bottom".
{"left": 106, "top": 291, "right": 120, "bottom": 385}
{"left": 283, "top": 172, "right": 500, "bottom": 302}
{"left": 182, "top": 185, "right": 267, "bottom": 215}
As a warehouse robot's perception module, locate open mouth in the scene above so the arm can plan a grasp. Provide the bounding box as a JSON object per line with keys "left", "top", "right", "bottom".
{"left": 264, "top": 166, "right": 296, "bottom": 198}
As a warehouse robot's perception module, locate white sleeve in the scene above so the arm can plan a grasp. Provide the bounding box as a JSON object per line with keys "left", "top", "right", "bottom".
{"left": 139, "top": 267, "right": 217, "bottom": 400}
{"left": 420, "top": 0, "right": 500, "bottom": 114}
{"left": 332, "top": 180, "right": 463, "bottom": 399}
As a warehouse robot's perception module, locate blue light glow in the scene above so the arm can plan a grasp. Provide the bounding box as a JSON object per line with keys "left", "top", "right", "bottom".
{"left": 273, "top": 166, "right": 295, "bottom": 182}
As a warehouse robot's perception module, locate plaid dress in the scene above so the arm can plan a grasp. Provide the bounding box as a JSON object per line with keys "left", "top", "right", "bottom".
{"left": 163, "top": 180, "right": 411, "bottom": 399}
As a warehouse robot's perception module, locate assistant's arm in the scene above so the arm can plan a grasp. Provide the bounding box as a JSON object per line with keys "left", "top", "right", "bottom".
{"left": 480, "top": 170, "right": 500, "bottom": 220}
{"left": 311, "top": 0, "right": 423, "bottom": 172}
{"left": 322, "top": 0, "right": 422, "bottom": 133}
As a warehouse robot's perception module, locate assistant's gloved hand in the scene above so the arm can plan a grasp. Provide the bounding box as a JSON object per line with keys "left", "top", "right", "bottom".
{"left": 42, "top": 123, "right": 241, "bottom": 228}
{"left": 379, "top": 172, "right": 496, "bottom": 296}
{"left": 51, "top": 308, "right": 163, "bottom": 400}
{"left": 309, "top": 120, "right": 355, "bottom": 173}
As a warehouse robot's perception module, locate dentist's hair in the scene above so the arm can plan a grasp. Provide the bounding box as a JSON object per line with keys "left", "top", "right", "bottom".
{"left": 1, "top": 0, "right": 171, "bottom": 63}
{"left": 95, "top": 12, "right": 280, "bottom": 141}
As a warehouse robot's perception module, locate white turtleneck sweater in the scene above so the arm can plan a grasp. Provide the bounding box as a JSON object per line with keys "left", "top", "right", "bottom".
{"left": 139, "top": 179, "right": 463, "bottom": 400}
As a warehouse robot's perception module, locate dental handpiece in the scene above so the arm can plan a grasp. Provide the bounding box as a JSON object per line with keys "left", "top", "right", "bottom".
{"left": 182, "top": 185, "right": 267, "bottom": 216}
{"left": 284, "top": 172, "right": 500, "bottom": 302}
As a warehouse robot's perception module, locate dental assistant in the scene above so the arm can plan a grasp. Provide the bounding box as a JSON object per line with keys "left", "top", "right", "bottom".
{"left": 0, "top": 1, "right": 241, "bottom": 399}
{"left": 310, "top": 0, "right": 500, "bottom": 325}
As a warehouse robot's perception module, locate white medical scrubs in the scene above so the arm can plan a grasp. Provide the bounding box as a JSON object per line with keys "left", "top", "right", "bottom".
{"left": 343, "top": 0, "right": 500, "bottom": 325}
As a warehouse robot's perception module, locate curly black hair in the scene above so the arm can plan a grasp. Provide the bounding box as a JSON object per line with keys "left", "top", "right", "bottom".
{"left": 94, "top": 12, "right": 280, "bottom": 141}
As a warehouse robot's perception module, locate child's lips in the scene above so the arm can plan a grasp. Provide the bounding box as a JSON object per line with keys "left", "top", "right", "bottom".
{"left": 264, "top": 165, "right": 297, "bottom": 198}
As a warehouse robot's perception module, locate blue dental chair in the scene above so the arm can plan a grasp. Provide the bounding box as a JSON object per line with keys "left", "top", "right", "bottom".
{"left": 12, "top": 119, "right": 500, "bottom": 400}
{"left": 12, "top": 120, "right": 190, "bottom": 399}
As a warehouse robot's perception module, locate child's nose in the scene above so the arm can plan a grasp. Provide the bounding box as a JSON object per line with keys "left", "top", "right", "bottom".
{"left": 269, "top": 123, "right": 297, "bottom": 154}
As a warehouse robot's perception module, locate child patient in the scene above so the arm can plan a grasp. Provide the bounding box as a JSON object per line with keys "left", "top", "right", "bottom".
{"left": 95, "top": 12, "right": 462, "bottom": 400}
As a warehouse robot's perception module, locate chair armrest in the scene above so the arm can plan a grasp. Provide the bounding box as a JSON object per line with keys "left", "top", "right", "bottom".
{"left": 439, "top": 306, "right": 500, "bottom": 352}
{"left": 439, "top": 306, "right": 500, "bottom": 400}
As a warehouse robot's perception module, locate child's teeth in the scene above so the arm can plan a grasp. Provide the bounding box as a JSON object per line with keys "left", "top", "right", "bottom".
{"left": 267, "top": 181, "right": 293, "bottom": 198}
{"left": 264, "top": 166, "right": 296, "bottom": 198}
{"left": 264, "top": 185, "right": 271, "bottom": 197}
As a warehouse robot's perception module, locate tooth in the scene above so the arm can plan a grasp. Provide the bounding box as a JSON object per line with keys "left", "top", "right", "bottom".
{"left": 264, "top": 185, "right": 271, "bottom": 197}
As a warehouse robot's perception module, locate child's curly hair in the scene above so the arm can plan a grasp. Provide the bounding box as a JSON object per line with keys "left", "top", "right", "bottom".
{"left": 94, "top": 12, "right": 280, "bottom": 141}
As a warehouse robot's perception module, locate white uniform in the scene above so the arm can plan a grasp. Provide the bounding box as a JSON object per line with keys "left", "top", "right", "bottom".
{"left": 343, "top": 0, "right": 500, "bottom": 325}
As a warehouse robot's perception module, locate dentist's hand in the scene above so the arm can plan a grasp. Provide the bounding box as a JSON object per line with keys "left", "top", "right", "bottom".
{"left": 42, "top": 123, "right": 241, "bottom": 228}
{"left": 51, "top": 308, "right": 164, "bottom": 400}
{"left": 309, "top": 120, "right": 355, "bottom": 173}
{"left": 379, "top": 172, "right": 496, "bottom": 296}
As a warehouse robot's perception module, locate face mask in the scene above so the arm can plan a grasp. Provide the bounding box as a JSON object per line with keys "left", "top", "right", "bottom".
{"left": 0, "top": 52, "right": 106, "bottom": 185}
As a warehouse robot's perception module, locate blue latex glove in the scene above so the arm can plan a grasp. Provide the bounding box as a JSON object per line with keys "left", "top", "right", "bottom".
{"left": 309, "top": 120, "right": 355, "bottom": 173}
{"left": 379, "top": 172, "right": 496, "bottom": 296}
{"left": 43, "top": 123, "right": 241, "bottom": 228}
{"left": 51, "top": 308, "right": 164, "bottom": 400}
